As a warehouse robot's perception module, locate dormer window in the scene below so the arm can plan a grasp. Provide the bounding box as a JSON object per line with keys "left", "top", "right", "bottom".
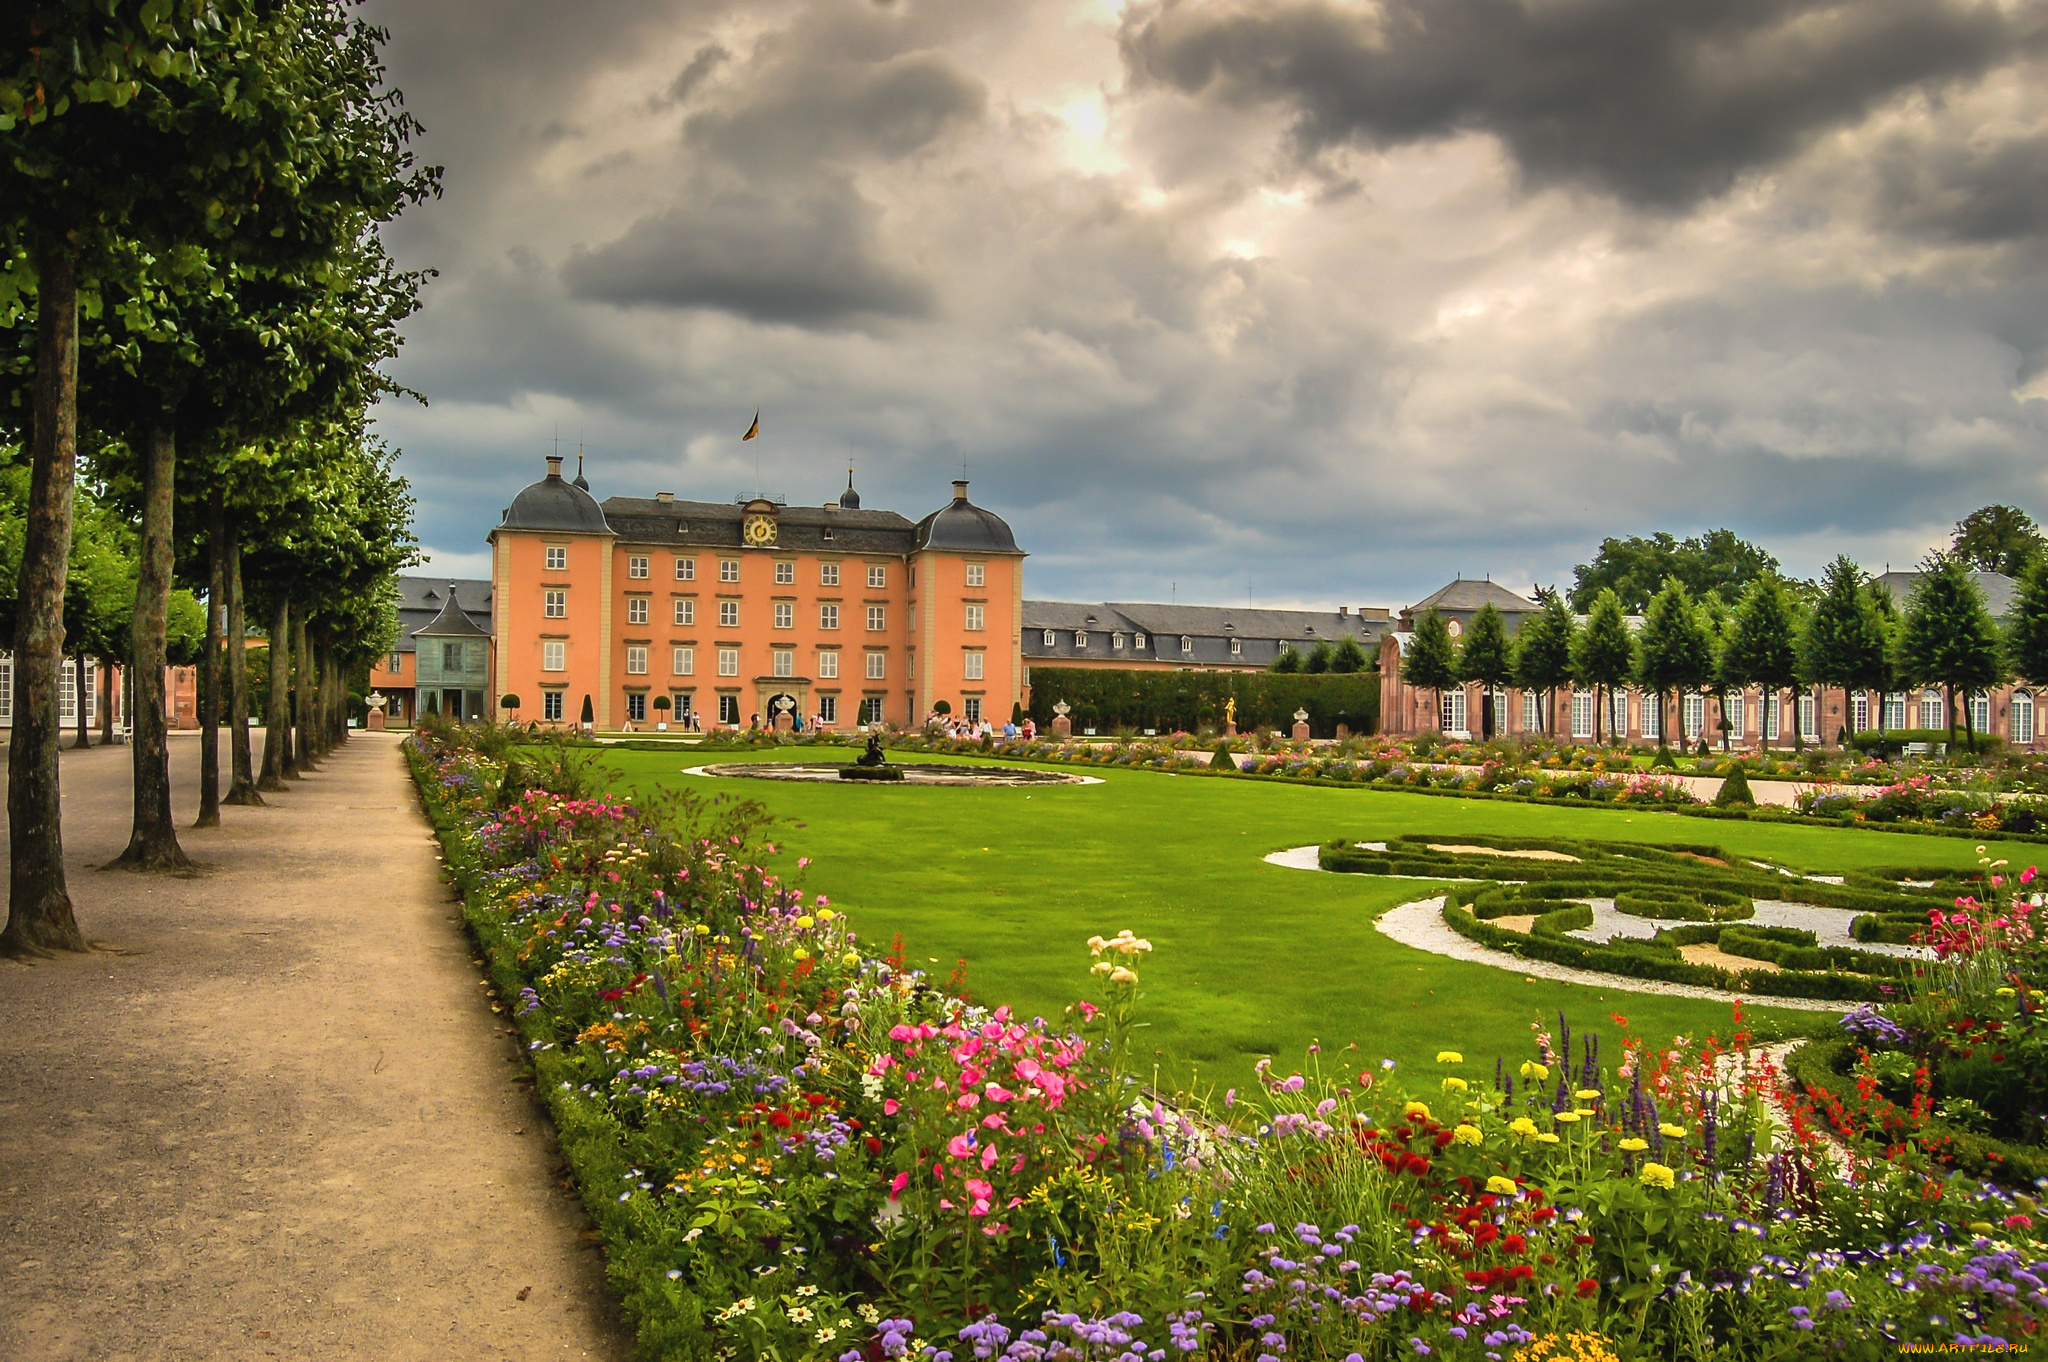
{"left": 823, "top": 527, "right": 834, "bottom": 541}
{"left": 1134, "top": 634, "right": 1146, "bottom": 649}
{"left": 1112, "top": 633, "right": 1125, "bottom": 649}
{"left": 1043, "top": 630, "right": 1055, "bottom": 646}
{"left": 1076, "top": 631, "right": 1088, "bottom": 648}
{"left": 1180, "top": 636, "right": 1193, "bottom": 654}
{"left": 1231, "top": 638, "right": 1243, "bottom": 656}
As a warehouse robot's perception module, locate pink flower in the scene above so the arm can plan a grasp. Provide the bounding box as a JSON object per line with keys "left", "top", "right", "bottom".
{"left": 965, "top": 1177, "right": 993, "bottom": 1199}
{"left": 883, "top": 1099, "right": 900, "bottom": 1116}
{"left": 985, "top": 1084, "right": 1015, "bottom": 1103}
{"left": 956, "top": 1093, "right": 981, "bottom": 1109}
{"left": 980, "top": 1142, "right": 999, "bottom": 1170}
{"left": 889, "top": 1171, "right": 910, "bottom": 1197}
{"left": 947, "top": 1133, "right": 977, "bottom": 1158}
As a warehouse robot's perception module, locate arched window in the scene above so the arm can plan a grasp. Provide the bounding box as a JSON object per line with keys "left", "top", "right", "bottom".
{"left": 1969, "top": 692, "right": 1990, "bottom": 737}
{"left": 2014, "top": 691, "right": 2035, "bottom": 745}
{"left": 1180, "top": 635, "right": 1193, "bottom": 654}
{"left": 1683, "top": 692, "right": 1704, "bottom": 740}
{"left": 1570, "top": 689, "right": 1593, "bottom": 739}
{"left": 1919, "top": 689, "right": 1944, "bottom": 731}
{"left": 1442, "top": 688, "right": 1469, "bottom": 735}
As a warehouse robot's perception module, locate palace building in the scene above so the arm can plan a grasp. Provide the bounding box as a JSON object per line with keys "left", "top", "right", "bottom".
{"left": 487, "top": 457, "right": 1024, "bottom": 732}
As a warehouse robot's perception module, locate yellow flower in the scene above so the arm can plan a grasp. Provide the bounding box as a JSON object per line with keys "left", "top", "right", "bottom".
{"left": 1552, "top": 1111, "right": 1581, "bottom": 1124}
{"left": 796, "top": 915, "right": 816, "bottom": 929}
{"left": 1509, "top": 1116, "right": 1539, "bottom": 1139}
{"left": 1442, "top": 1077, "right": 1469, "bottom": 1093}
{"left": 1575, "top": 1089, "right": 1602, "bottom": 1101}
{"left": 1485, "top": 1175, "right": 1519, "bottom": 1195}
{"left": 1536, "top": 1133, "right": 1561, "bottom": 1145}
{"left": 1659, "top": 1124, "right": 1687, "bottom": 1139}
{"left": 1574, "top": 1109, "right": 1596, "bottom": 1119}
{"left": 1639, "top": 1162, "right": 1676, "bottom": 1189}
{"left": 1619, "top": 1137, "right": 1649, "bottom": 1152}
{"left": 1436, "top": 1051, "right": 1465, "bottom": 1064}
{"left": 694, "top": 923, "right": 711, "bottom": 936}
{"left": 1404, "top": 1100, "right": 1434, "bottom": 1122}
{"left": 842, "top": 951, "right": 860, "bottom": 967}
{"left": 818, "top": 908, "right": 837, "bottom": 922}
{"left": 1452, "top": 1124, "right": 1483, "bottom": 1145}
{"left": 1520, "top": 1061, "right": 1550, "bottom": 1081}
{"left": 1997, "top": 987, "right": 2017, "bottom": 997}
{"left": 792, "top": 947, "right": 809, "bottom": 961}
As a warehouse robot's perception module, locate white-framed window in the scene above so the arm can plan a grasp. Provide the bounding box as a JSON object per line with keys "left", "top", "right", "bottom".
{"left": 542, "top": 690, "right": 564, "bottom": 722}
{"left": 675, "top": 556, "right": 695, "bottom": 581}
{"left": 964, "top": 697, "right": 982, "bottom": 723}
{"left": 626, "top": 692, "right": 646, "bottom": 723}
{"left": 1180, "top": 635, "right": 1192, "bottom": 654}
{"left": 821, "top": 563, "right": 840, "bottom": 587}
{"left": 673, "top": 647, "right": 694, "bottom": 676}
{"left": 0, "top": 657, "right": 12, "bottom": 723}
{"left": 1919, "top": 689, "right": 1943, "bottom": 731}
{"left": 387, "top": 652, "right": 403, "bottom": 674}
{"left": 820, "top": 604, "right": 840, "bottom": 630}
{"left": 1800, "top": 692, "right": 1819, "bottom": 741}
{"left": 628, "top": 555, "right": 649, "bottom": 579}
{"left": 860, "top": 696, "right": 885, "bottom": 725}
{"left": 719, "top": 694, "right": 741, "bottom": 726}
{"left": 1135, "top": 633, "right": 1146, "bottom": 649}
{"left": 1112, "top": 632, "right": 1124, "bottom": 650}
{"left": 963, "top": 605, "right": 983, "bottom": 632}
{"left": 1884, "top": 692, "right": 1907, "bottom": 730}
{"left": 1611, "top": 688, "right": 1629, "bottom": 738}
{"left": 674, "top": 598, "right": 694, "bottom": 627}
{"left": 544, "top": 589, "right": 566, "bottom": 619}
{"left": 543, "top": 641, "right": 566, "bottom": 672}
{"left": 1683, "top": 692, "right": 1704, "bottom": 740}
{"left": 1075, "top": 631, "right": 1088, "bottom": 648}
{"left": 775, "top": 561, "right": 795, "bottom": 585}
{"left": 2014, "top": 691, "right": 2035, "bottom": 744}
{"left": 626, "top": 646, "right": 648, "bottom": 675}
{"left": 867, "top": 564, "right": 887, "bottom": 588}
{"left": 720, "top": 559, "right": 740, "bottom": 583}
{"left": 546, "top": 546, "right": 567, "bottom": 571}
{"left": 1230, "top": 638, "right": 1242, "bottom": 656}
{"left": 1852, "top": 693, "right": 1870, "bottom": 732}
{"left": 1043, "top": 630, "right": 1056, "bottom": 646}
{"left": 774, "top": 602, "right": 794, "bottom": 629}
{"left": 627, "top": 597, "right": 648, "bottom": 625}
{"left": 867, "top": 605, "right": 886, "bottom": 631}
{"left": 1765, "top": 696, "right": 1781, "bottom": 741}
{"left": 966, "top": 563, "right": 985, "bottom": 587}
{"left": 1642, "top": 693, "right": 1661, "bottom": 740}
{"left": 718, "top": 648, "right": 739, "bottom": 677}
{"left": 1723, "top": 693, "right": 1743, "bottom": 739}
{"left": 1970, "top": 692, "right": 1991, "bottom": 736}
{"left": 1522, "top": 689, "right": 1538, "bottom": 731}
{"left": 819, "top": 695, "right": 838, "bottom": 725}
{"left": 773, "top": 649, "right": 794, "bottom": 678}
{"left": 719, "top": 601, "right": 740, "bottom": 629}
{"left": 964, "top": 651, "right": 985, "bottom": 680}
{"left": 1445, "top": 687, "right": 1472, "bottom": 736}
{"left": 865, "top": 651, "right": 886, "bottom": 680}
{"left": 818, "top": 651, "right": 839, "bottom": 679}
{"left": 1570, "top": 689, "right": 1593, "bottom": 739}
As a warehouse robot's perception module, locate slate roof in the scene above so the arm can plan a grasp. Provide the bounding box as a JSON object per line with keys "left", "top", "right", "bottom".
{"left": 393, "top": 576, "right": 493, "bottom": 655}
{"left": 414, "top": 584, "right": 492, "bottom": 638}
{"left": 1406, "top": 578, "right": 1541, "bottom": 615}
{"left": 914, "top": 483, "right": 1021, "bottom": 554}
{"left": 1024, "top": 600, "right": 1387, "bottom": 669}
{"left": 601, "top": 496, "right": 922, "bottom": 555}
{"left": 1878, "top": 569, "right": 2017, "bottom": 619}
{"left": 501, "top": 468, "right": 612, "bottom": 534}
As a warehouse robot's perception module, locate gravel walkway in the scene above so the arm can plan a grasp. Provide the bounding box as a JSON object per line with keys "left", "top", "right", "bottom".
{"left": 0, "top": 733, "right": 630, "bottom": 1361}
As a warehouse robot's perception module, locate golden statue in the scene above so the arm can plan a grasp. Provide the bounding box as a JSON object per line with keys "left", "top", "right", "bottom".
{"left": 1224, "top": 696, "right": 1237, "bottom": 726}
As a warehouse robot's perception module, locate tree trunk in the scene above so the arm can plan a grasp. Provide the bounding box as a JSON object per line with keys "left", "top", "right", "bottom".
{"left": 292, "top": 616, "right": 316, "bottom": 768}
{"left": 113, "top": 421, "right": 190, "bottom": 870}
{"left": 196, "top": 494, "right": 224, "bottom": 827}
{"left": 72, "top": 654, "right": 91, "bottom": 748}
{"left": 98, "top": 653, "right": 113, "bottom": 744}
{"left": 259, "top": 597, "right": 292, "bottom": 789}
{"left": 222, "top": 520, "right": 262, "bottom": 804}
{"left": 4, "top": 237, "right": 86, "bottom": 957}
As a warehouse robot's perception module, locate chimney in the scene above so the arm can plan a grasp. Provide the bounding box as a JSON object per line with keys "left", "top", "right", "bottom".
{"left": 1338, "top": 605, "right": 1348, "bottom": 617}
{"left": 952, "top": 479, "right": 969, "bottom": 503}
{"left": 655, "top": 491, "right": 674, "bottom": 504}
{"left": 546, "top": 454, "right": 564, "bottom": 479}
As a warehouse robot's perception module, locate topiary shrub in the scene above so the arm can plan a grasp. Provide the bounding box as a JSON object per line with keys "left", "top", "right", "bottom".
{"left": 1714, "top": 767, "right": 1755, "bottom": 807}
{"left": 1210, "top": 742, "right": 1237, "bottom": 770}
{"left": 1651, "top": 746, "right": 1678, "bottom": 770}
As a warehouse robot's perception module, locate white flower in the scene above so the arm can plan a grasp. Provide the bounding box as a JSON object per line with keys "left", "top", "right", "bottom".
{"left": 816, "top": 1328, "right": 838, "bottom": 1343}
{"left": 682, "top": 1227, "right": 704, "bottom": 1242}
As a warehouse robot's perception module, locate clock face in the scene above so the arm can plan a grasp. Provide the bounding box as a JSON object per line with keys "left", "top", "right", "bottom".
{"left": 743, "top": 514, "right": 777, "bottom": 545}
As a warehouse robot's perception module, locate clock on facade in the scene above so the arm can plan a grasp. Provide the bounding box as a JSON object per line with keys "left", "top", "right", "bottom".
{"left": 743, "top": 514, "right": 777, "bottom": 545}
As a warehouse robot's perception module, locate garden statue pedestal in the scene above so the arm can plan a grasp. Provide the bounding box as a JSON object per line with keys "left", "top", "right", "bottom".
{"left": 366, "top": 691, "right": 387, "bottom": 732}
{"left": 1223, "top": 722, "right": 1236, "bottom": 737}
{"left": 1291, "top": 707, "right": 1311, "bottom": 742}
{"left": 1051, "top": 699, "right": 1072, "bottom": 739}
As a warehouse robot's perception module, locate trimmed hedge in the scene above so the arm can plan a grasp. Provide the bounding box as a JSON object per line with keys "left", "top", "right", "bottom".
{"left": 1439, "top": 895, "right": 1737, "bottom": 988}
{"left": 1613, "top": 887, "right": 1753, "bottom": 922}
{"left": 1025, "top": 666, "right": 1378, "bottom": 737}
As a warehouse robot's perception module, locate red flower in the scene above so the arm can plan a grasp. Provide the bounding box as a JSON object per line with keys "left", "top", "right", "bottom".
{"left": 769, "top": 1110, "right": 794, "bottom": 1129}
{"left": 1576, "top": 1278, "right": 1598, "bottom": 1298}
{"left": 1528, "top": 1207, "right": 1557, "bottom": 1223}
{"left": 1573, "top": 1233, "right": 1596, "bottom": 1245}
{"left": 1507, "top": 1265, "right": 1535, "bottom": 1282}
{"left": 1403, "top": 1154, "right": 1431, "bottom": 1177}
{"left": 1473, "top": 1224, "right": 1499, "bottom": 1247}
{"left": 1502, "top": 1233, "right": 1526, "bottom": 1253}
{"left": 1434, "top": 1130, "right": 1457, "bottom": 1150}
{"left": 865, "top": 1136, "right": 884, "bottom": 1155}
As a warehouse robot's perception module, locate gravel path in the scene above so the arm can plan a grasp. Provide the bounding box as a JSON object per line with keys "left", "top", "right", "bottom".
{"left": 0, "top": 733, "right": 631, "bottom": 1362}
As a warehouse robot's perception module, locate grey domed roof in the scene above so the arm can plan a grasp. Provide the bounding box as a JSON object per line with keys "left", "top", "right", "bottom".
{"left": 914, "top": 481, "right": 1019, "bottom": 553}
{"left": 502, "top": 459, "right": 612, "bottom": 534}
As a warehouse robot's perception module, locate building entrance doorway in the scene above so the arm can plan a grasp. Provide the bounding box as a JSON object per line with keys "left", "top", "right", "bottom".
{"left": 442, "top": 689, "right": 465, "bottom": 720}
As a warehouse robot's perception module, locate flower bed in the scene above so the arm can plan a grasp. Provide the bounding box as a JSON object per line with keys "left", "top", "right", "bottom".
{"left": 406, "top": 727, "right": 2045, "bottom": 1360}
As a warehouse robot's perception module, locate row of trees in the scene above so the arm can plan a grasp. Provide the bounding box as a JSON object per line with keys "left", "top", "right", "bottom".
{"left": 1270, "top": 635, "right": 1369, "bottom": 673}
{"left": 1404, "top": 552, "right": 2032, "bottom": 750}
{"left": 0, "top": 2, "right": 434, "bottom": 957}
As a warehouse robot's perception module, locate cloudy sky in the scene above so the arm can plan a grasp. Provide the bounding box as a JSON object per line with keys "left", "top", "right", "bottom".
{"left": 365, "top": 0, "right": 2048, "bottom": 609}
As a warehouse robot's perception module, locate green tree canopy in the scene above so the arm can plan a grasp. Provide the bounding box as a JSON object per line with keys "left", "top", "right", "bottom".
{"left": 1798, "top": 556, "right": 1893, "bottom": 729}
{"left": 1896, "top": 553, "right": 2005, "bottom": 747}
{"left": 1270, "top": 643, "right": 1301, "bottom": 674}
{"left": 1952, "top": 504, "right": 2043, "bottom": 577}
{"left": 1569, "top": 529, "right": 1778, "bottom": 613}
{"left": 1456, "top": 603, "right": 1513, "bottom": 737}
{"left": 1721, "top": 574, "right": 1801, "bottom": 746}
{"left": 1303, "top": 639, "right": 1333, "bottom": 674}
{"left": 1571, "top": 588, "right": 1634, "bottom": 741}
{"left": 1635, "top": 580, "right": 1714, "bottom": 745}
{"left": 1512, "top": 591, "right": 1577, "bottom": 734}
{"left": 2005, "top": 558, "right": 2048, "bottom": 687}
{"left": 1328, "top": 635, "right": 1366, "bottom": 674}
{"left": 1402, "top": 608, "right": 1458, "bottom": 729}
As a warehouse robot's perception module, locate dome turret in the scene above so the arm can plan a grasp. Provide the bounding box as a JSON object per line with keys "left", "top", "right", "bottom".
{"left": 913, "top": 480, "right": 1019, "bottom": 553}
{"left": 501, "top": 454, "right": 612, "bottom": 534}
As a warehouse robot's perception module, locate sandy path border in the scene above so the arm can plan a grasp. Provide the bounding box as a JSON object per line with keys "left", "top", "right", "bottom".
{"left": 0, "top": 733, "right": 631, "bottom": 1361}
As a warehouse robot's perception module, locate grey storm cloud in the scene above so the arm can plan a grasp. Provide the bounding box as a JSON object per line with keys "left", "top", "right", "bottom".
{"left": 560, "top": 180, "right": 935, "bottom": 325}
{"left": 684, "top": 49, "right": 986, "bottom": 168}
{"left": 1119, "top": 0, "right": 2041, "bottom": 208}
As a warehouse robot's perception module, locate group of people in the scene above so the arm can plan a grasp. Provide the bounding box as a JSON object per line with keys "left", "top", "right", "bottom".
{"left": 923, "top": 711, "right": 1035, "bottom": 742}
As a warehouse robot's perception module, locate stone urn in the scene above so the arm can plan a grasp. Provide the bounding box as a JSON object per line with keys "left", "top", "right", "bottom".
{"left": 1291, "top": 706, "right": 1311, "bottom": 742}
{"left": 1050, "top": 699, "right": 1072, "bottom": 739}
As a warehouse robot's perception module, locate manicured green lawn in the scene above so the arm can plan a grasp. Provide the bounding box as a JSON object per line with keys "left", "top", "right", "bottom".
{"left": 600, "top": 747, "right": 2039, "bottom": 1095}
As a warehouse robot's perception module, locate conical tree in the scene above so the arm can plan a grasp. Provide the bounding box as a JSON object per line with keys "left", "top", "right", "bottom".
{"left": 2004, "top": 557, "right": 2048, "bottom": 692}
{"left": 1513, "top": 590, "right": 1577, "bottom": 736}
{"left": 1458, "top": 604, "right": 1513, "bottom": 738}
{"left": 1896, "top": 553, "right": 2003, "bottom": 752}
{"left": 1635, "top": 580, "right": 1714, "bottom": 751}
{"left": 1723, "top": 575, "right": 1800, "bottom": 750}
{"left": 1403, "top": 608, "right": 1459, "bottom": 733}
{"left": 1572, "top": 589, "right": 1634, "bottom": 743}
{"left": 1799, "top": 555, "right": 1890, "bottom": 740}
